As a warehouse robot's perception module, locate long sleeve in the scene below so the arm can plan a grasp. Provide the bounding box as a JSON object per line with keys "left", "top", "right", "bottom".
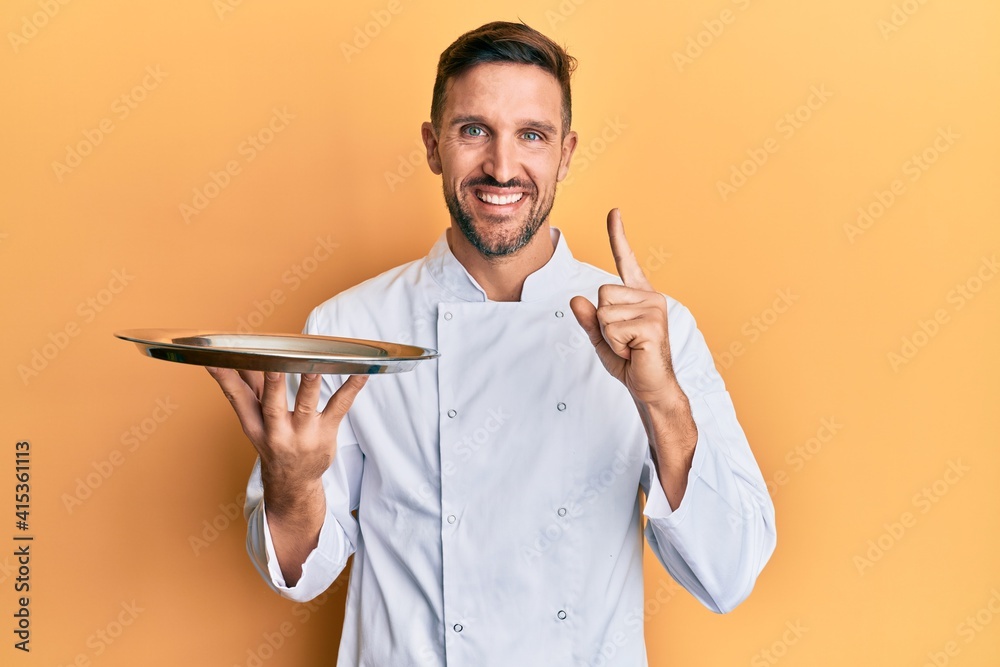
{"left": 243, "top": 309, "right": 365, "bottom": 602}
{"left": 640, "top": 296, "right": 777, "bottom": 613}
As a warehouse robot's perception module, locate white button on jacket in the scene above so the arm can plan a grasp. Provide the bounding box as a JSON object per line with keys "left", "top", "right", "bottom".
{"left": 244, "top": 227, "right": 777, "bottom": 666}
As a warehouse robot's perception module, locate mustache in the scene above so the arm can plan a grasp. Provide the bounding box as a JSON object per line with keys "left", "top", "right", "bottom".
{"left": 463, "top": 176, "right": 534, "bottom": 192}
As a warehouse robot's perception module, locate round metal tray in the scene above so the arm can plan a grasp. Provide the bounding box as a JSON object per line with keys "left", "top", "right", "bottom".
{"left": 115, "top": 329, "right": 438, "bottom": 374}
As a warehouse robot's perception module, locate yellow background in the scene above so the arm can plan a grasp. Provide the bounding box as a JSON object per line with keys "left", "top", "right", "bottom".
{"left": 2, "top": 0, "right": 998, "bottom": 665}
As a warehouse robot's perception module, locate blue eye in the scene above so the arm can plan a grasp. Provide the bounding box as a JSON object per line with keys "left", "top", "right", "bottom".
{"left": 465, "top": 126, "right": 485, "bottom": 137}
{"left": 523, "top": 131, "right": 541, "bottom": 141}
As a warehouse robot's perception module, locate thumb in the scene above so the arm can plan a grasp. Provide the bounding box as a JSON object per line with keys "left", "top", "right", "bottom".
{"left": 569, "top": 295, "right": 601, "bottom": 346}
{"left": 569, "top": 296, "right": 626, "bottom": 379}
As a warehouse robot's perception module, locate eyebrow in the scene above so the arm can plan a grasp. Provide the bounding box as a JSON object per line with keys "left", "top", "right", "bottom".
{"left": 449, "top": 115, "right": 559, "bottom": 136}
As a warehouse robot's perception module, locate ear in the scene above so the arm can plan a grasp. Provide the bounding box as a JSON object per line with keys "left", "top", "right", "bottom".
{"left": 421, "top": 122, "right": 442, "bottom": 175}
{"left": 556, "top": 130, "right": 578, "bottom": 182}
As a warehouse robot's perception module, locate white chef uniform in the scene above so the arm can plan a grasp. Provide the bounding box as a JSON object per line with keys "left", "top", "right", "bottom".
{"left": 244, "top": 226, "right": 777, "bottom": 666}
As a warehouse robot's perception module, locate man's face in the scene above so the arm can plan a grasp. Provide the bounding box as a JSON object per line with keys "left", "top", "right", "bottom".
{"left": 422, "top": 63, "right": 577, "bottom": 258}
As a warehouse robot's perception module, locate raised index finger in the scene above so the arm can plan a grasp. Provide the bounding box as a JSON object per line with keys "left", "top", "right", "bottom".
{"left": 607, "top": 208, "right": 652, "bottom": 290}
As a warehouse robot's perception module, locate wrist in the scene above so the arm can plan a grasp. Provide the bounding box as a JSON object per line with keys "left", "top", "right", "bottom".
{"left": 633, "top": 381, "right": 688, "bottom": 414}
{"left": 635, "top": 387, "right": 695, "bottom": 445}
{"left": 261, "top": 472, "right": 325, "bottom": 521}
{"left": 634, "top": 387, "right": 698, "bottom": 507}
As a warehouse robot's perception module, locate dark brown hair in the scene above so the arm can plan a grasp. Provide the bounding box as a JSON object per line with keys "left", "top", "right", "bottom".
{"left": 430, "top": 21, "right": 577, "bottom": 135}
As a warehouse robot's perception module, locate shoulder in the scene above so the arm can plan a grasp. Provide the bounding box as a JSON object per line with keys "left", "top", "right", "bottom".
{"left": 304, "top": 255, "right": 427, "bottom": 334}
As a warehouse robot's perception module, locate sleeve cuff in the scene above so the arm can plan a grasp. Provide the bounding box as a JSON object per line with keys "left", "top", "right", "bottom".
{"left": 251, "top": 498, "right": 345, "bottom": 601}
{"left": 642, "top": 425, "right": 709, "bottom": 527}
{"left": 259, "top": 501, "right": 287, "bottom": 588}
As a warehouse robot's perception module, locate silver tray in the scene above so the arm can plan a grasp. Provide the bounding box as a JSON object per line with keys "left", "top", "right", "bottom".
{"left": 115, "top": 329, "right": 438, "bottom": 374}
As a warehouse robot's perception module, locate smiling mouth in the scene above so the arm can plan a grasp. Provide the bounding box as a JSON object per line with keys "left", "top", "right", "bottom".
{"left": 475, "top": 191, "right": 524, "bottom": 206}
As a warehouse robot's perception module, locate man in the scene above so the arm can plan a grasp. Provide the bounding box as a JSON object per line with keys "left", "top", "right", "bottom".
{"left": 208, "top": 21, "right": 776, "bottom": 666}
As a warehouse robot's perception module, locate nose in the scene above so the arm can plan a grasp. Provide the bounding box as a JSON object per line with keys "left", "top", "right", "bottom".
{"left": 483, "top": 135, "right": 517, "bottom": 185}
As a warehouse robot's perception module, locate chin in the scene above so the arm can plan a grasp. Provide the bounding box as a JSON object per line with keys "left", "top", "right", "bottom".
{"left": 463, "top": 217, "right": 541, "bottom": 257}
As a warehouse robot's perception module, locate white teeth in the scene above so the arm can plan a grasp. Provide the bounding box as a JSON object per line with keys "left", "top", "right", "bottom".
{"left": 477, "top": 191, "right": 523, "bottom": 205}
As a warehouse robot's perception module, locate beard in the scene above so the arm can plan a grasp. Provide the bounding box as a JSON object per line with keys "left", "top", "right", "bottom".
{"left": 444, "top": 175, "right": 555, "bottom": 258}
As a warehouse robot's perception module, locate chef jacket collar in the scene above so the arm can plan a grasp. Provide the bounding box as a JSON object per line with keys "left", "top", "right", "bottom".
{"left": 427, "top": 226, "right": 576, "bottom": 303}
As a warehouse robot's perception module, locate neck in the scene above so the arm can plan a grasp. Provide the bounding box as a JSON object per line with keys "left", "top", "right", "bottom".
{"left": 447, "top": 223, "right": 556, "bottom": 302}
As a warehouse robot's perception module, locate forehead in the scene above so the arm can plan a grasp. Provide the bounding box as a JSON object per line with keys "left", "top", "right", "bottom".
{"left": 441, "top": 62, "right": 562, "bottom": 125}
